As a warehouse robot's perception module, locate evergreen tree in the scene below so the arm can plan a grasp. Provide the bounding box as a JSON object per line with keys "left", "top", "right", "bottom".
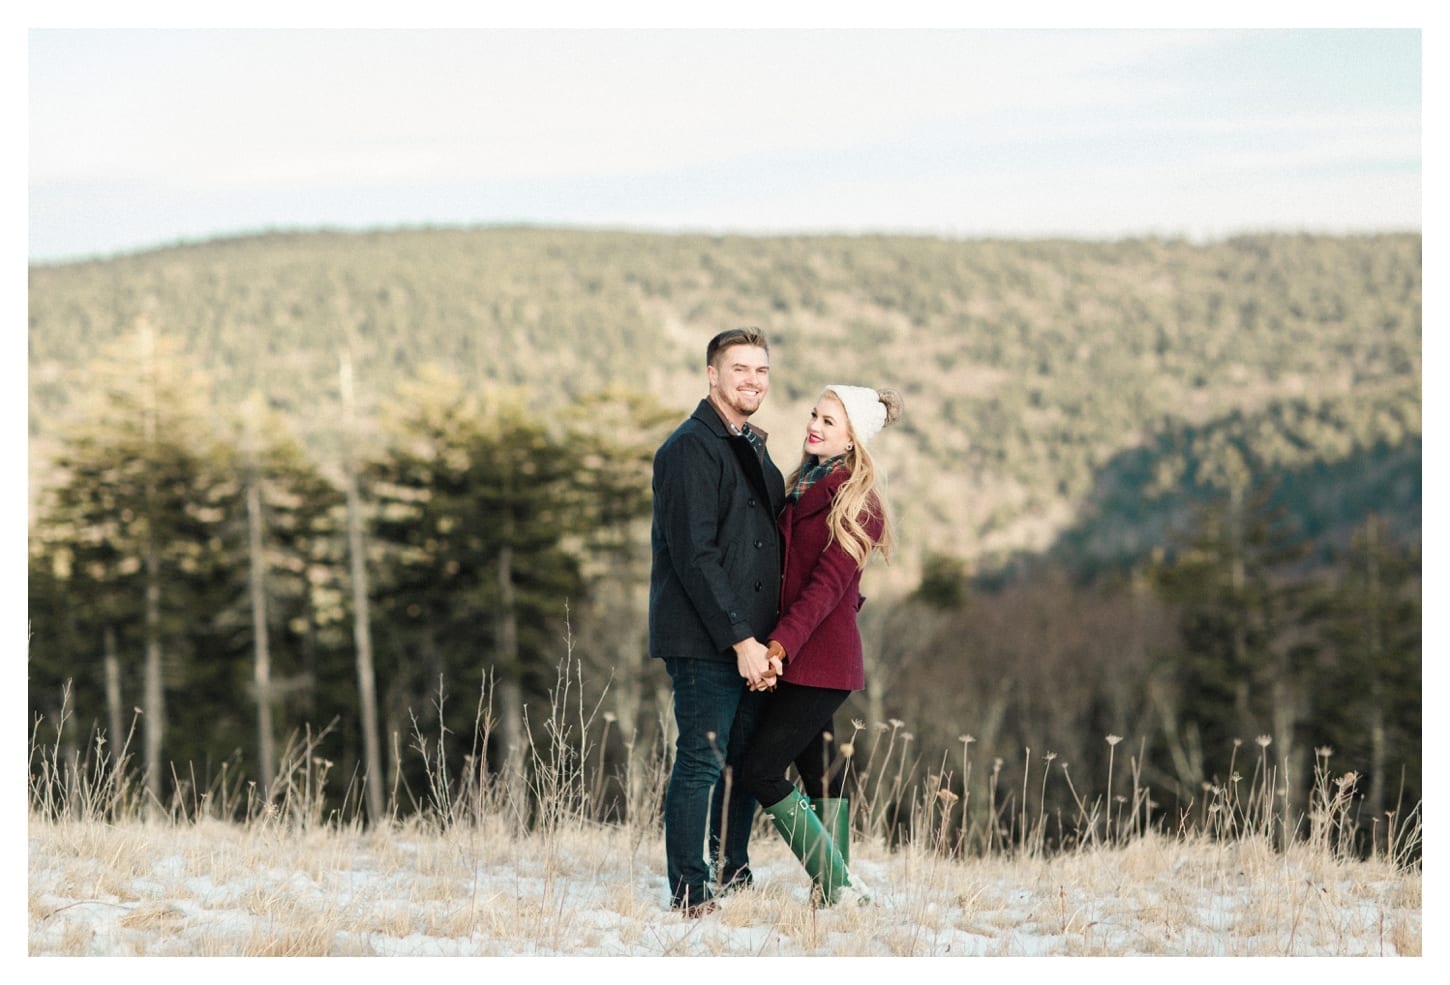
{"left": 366, "top": 367, "right": 582, "bottom": 815}
{"left": 559, "top": 385, "right": 678, "bottom": 819}
{"left": 1149, "top": 475, "right": 1317, "bottom": 816}
{"left": 210, "top": 391, "right": 349, "bottom": 799}
{"left": 1311, "top": 513, "right": 1421, "bottom": 832}
{"left": 28, "top": 324, "right": 233, "bottom": 813}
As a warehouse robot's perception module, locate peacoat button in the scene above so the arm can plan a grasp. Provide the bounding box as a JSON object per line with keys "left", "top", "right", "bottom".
{"left": 754, "top": 539, "right": 763, "bottom": 549}
{"left": 754, "top": 580, "right": 763, "bottom": 591}
{"left": 748, "top": 498, "right": 757, "bottom": 507}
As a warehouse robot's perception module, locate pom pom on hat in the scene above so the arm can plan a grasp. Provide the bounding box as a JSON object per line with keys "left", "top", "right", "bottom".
{"left": 824, "top": 385, "right": 889, "bottom": 444}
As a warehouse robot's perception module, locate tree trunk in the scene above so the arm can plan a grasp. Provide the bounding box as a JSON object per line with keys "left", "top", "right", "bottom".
{"left": 616, "top": 572, "right": 654, "bottom": 823}
{"left": 587, "top": 564, "right": 642, "bottom": 819}
{"left": 1228, "top": 485, "right": 1253, "bottom": 735}
{"left": 495, "top": 544, "right": 527, "bottom": 825}
{"left": 139, "top": 323, "right": 164, "bottom": 818}
{"left": 1369, "top": 711, "right": 1387, "bottom": 823}
{"left": 1149, "top": 672, "right": 1203, "bottom": 795}
{"left": 1271, "top": 678, "right": 1305, "bottom": 842}
{"left": 858, "top": 607, "right": 890, "bottom": 734}
{"left": 341, "top": 353, "right": 385, "bottom": 823}
{"left": 143, "top": 530, "right": 163, "bottom": 817}
{"left": 1363, "top": 517, "right": 1387, "bottom": 820}
{"left": 246, "top": 476, "right": 277, "bottom": 795}
{"left": 103, "top": 626, "right": 123, "bottom": 758}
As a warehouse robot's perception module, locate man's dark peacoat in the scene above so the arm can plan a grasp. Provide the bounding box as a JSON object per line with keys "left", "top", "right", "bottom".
{"left": 649, "top": 399, "right": 786, "bottom": 660}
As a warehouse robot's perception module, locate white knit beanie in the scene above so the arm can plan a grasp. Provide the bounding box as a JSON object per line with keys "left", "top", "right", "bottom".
{"left": 823, "top": 385, "right": 888, "bottom": 444}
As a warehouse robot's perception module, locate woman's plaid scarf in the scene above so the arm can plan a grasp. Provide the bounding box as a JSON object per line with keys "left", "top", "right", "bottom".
{"left": 788, "top": 454, "right": 847, "bottom": 502}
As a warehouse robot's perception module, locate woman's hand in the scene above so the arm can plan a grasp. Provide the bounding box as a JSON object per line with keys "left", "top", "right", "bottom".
{"left": 748, "top": 641, "right": 786, "bottom": 692}
{"left": 733, "top": 637, "right": 772, "bottom": 689}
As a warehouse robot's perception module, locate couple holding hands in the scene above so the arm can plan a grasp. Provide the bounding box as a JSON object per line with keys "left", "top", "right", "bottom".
{"left": 649, "top": 326, "right": 903, "bottom": 916}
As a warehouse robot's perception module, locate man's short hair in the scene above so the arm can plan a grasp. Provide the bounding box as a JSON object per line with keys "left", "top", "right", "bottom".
{"left": 707, "top": 327, "right": 769, "bottom": 367}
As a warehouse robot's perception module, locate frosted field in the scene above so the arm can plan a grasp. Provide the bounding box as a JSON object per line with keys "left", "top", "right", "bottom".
{"left": 28, "top": 814, "right": 1420, "bottom": 959}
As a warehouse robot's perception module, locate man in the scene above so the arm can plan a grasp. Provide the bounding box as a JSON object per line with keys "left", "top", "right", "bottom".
{"left": 649, "top": 326, "right": 786, "bottom": 916}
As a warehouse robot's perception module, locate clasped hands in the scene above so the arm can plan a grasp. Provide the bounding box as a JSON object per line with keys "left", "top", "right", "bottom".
{"left": 735, "top": 638, "right": 786, "bottom": 692}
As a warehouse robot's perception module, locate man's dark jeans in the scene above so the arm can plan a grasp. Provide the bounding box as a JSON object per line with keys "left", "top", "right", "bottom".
{"left": 663, "top": 656, "right": 766, "bottom": 908}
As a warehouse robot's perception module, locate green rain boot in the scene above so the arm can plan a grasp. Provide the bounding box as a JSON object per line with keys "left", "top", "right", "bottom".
{"left": 763, "top": 790, "right": 867, "bottom": 906}
{"left": 812, "top": 797, "right": 851, "bottom": 867}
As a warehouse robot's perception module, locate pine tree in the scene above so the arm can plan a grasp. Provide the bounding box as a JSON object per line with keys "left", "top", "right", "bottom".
{"left": 212, "top": 390, "right": 349, "bottom": 800}
{"left": 366, "top": 367, "right": 582, "bottom": 818}
{"left": 1312, "top": 513, "right": 1421, "bottom": 830}
{"left": 1150, "top": 474, "right": 1316, "bottom": 817}
{"left": 339, "top": 352, "right": 385, "bottom": 823}
{"left": 29, "top": 323, "right": 232, "bottom": 813}
{"left": 559, "top": 385, "right": 678, "bottom": 819}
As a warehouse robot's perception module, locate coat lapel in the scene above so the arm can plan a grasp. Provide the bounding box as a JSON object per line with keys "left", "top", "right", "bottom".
{"left": 694, "top": 400, "right": 783, "bottom": 511}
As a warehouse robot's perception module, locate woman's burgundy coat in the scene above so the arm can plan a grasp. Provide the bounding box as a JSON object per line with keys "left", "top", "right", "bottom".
{"left": 770, "top": 467, "right": 881, "bottom": 692}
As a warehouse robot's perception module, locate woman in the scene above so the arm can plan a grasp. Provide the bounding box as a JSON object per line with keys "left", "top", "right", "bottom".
{"left": 736, "top": 383, "right": 902, "bottom": 906}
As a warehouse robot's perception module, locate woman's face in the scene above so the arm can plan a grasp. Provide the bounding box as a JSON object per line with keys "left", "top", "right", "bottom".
{"left": 803, "top": 393, "right": 853, "bottom": 459}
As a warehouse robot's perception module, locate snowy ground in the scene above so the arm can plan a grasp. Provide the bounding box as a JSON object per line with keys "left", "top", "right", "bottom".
{"left": 27, "top": 813, "right": 1421, "bottom": 960}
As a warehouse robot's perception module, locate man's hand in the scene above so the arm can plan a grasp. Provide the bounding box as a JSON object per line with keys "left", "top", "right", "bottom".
{"left": 733, "top": 637, "right": 772, "bottom": 689}
{"left": 747, "top": 640, "right": 786, "bottom": 692}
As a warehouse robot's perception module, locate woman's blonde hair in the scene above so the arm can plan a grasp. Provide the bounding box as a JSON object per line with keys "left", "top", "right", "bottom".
{"left": 787, "top": 387, "right": 903, "bottom": 569}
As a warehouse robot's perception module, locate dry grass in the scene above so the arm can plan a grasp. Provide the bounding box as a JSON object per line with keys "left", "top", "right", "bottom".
{"left": 27, "top": 669, "right": 1421, "bottom": 957}
{"left": 27, "top": 815, "right": 1420, "bottom": 957}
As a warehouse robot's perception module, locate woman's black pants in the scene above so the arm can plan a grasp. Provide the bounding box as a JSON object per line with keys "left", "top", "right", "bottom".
{"left": 735, "top": 680, "right": 851, "bottom": 807}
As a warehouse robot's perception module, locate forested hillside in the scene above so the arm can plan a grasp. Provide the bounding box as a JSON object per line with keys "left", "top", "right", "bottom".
{"left": 29, "top": 228, "right": 1421, "bottom": 577}
{"left": 27, "top": 228, "right": 1421, "bottom": 848}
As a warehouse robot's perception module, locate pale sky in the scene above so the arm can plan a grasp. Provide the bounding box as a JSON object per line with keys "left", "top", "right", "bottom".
{"left": 25, "top": 19, "right": 1425, "bottom": 263}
